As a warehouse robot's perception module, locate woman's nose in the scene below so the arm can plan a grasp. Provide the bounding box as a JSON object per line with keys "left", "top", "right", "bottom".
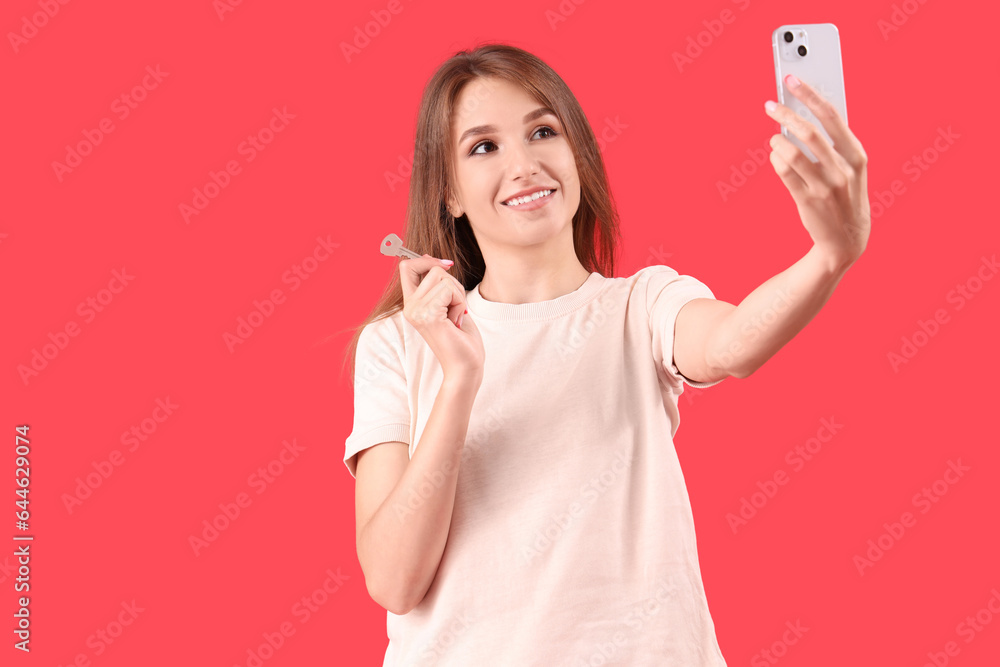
{"left": 505, "top": 141, "right": 540, "bottom": 178}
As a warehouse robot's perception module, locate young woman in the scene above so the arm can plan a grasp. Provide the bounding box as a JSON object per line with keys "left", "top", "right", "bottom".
{"left": 342, "top": 43, "right": 870, "bottom": 666}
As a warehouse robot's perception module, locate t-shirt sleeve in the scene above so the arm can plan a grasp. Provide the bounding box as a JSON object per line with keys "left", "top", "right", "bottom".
{"left": 343, "top": 316, "right": 411, "bottom": 480}
{"left": 646, "top": 265, "right": 727, "bottom": 390}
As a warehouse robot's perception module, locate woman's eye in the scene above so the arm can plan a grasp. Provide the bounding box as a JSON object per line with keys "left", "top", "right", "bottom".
{"left": 470, "top": 140, "right": 497, "bottom": 155}
{"left": 470, "top": 126, "right": 558, "bottom": 156}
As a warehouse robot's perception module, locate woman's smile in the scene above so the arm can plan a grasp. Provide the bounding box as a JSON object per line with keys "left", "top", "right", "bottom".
{"left": 500, "top": 188, "right": 557, "bottom": 212}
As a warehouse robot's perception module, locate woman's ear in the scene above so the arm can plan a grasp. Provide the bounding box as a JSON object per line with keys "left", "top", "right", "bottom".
{"left": 446, "top": 193, "right": 463, "bottom": 219}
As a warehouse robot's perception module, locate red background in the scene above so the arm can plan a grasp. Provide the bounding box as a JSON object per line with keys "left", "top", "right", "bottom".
{"left": 4, "top": 0, "right": 999, "bottom": 665}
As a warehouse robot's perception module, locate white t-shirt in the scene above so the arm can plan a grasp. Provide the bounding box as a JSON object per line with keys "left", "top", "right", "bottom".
{"left": 344, "top": 265, "right": 729, "bottom": 666}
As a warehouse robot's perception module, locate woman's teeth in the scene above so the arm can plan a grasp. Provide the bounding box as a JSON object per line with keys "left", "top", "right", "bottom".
{"left": 504, "top": 189, "right": 553, "bottom": 206}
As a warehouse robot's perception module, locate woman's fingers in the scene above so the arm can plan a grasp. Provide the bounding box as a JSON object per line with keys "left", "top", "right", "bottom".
{"left": 779, "top": 75, "right": 867, "bottom": 169}
{"left": 400, "top": 260, "right": 468, "bottom": 328}
{"left": 415, "top": 274, "right": 467, "bottom": 327}
{"left": 399, "top": 255, "right": 453, "bottom": 300}
{"left": 767, "top": 133, "right": 809, "bottom": 196}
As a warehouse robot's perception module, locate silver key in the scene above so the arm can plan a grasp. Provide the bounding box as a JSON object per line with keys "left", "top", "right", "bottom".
{"left": 379, "top": 233, "right": 423, "bottom": 260}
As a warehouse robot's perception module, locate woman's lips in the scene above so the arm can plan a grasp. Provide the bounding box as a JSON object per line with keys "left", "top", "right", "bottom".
{"left": 501, "top": 189, "right": 556, "bottom": 211}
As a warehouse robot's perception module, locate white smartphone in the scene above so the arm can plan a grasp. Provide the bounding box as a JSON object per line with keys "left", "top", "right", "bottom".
{"left": 772, "top": 23, "right": 847, "bottom": 163}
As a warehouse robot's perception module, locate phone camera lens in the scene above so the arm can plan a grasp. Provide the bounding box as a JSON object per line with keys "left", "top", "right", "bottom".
{"left": 798, "top": 45, "right": 807, "bottom": 56}
{"left": 783, "top": 31, "right": 793, "bottom": 43}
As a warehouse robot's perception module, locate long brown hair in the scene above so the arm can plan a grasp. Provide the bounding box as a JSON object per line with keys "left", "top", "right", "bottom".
{"left": 339, "top": 42, "right": 624, "bottom": 385}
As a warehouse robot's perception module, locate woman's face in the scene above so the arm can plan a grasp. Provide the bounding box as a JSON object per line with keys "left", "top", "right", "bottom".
{"left": 448, "top": 77, "right": 580, "bottom": 255}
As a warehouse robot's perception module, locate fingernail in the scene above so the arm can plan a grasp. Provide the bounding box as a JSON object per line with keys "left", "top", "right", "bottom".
{"left": 765, "top": 100, "right": 777, "bottom": 113}
{"left": 441, "top": 259, "right": 454, "bottom": 266}
{"left": 785, "top": 74, "right": 801, "bottom": 89}
{"left": 464, "top": 308, "right": 468, "bottom": 314}
{"left": 458, "top": 313, "right": 464, "bottom": 328}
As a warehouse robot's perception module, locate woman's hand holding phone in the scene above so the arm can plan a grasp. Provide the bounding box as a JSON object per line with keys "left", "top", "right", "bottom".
{"left": 769, "top": 24, "right": 870, "bottom": 268}
{"left": 764, "top": 78, "right": 870, "bottom": 267}
{"left": 398, "top": 255, "right": 485, "bottom": 386}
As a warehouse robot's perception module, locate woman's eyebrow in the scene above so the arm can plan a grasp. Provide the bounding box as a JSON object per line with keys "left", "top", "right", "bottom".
{"left": 458, "top": 107, "right": 557, "bottom": 146}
